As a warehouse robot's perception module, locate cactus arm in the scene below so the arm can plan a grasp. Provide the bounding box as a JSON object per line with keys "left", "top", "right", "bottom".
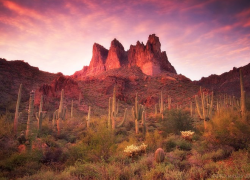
{"left": 117, "top": 108, "right": 127, "bottom": 128}
{"left": 195, "top": 95, "right": 202, "bottom": 119}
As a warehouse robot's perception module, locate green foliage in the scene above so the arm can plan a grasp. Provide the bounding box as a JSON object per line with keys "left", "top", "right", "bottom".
{"left": 164, "top": 134, "right": 192, "bottom": 152}
{"left": 162, "top": 109, "right": 194, "bottom": 135}
{"left": 0, "top": 113, "right": 13, "bottom": 138}
{"left": 67, "top": 162, "right": 101, "bottom": 179}
{"left": 145, "top": 131, "right": 163, "bottom": 152}
{"left": 206, "top": 109, "right": 250, "bottom": 150}
{"left": 0, "top": 150, "right": 43, "bottom": 178}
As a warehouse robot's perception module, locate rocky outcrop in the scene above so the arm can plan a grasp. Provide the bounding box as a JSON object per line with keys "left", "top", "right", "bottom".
{"left": 88, "top": 43, "right": 108, "bottom": 75}
{"left": 73, "top": 34, "right": 177, "bottom": 78}
{"left": 35, "top": 75, "right": 80, "bottom": 105}
{"left": 105, "top": 39, "right": 127, "bottom": 70}
{"left": 128, "top": 34, "right": 176, "bottom": 75}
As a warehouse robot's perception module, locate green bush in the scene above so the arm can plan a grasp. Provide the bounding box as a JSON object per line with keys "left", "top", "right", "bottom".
{"left": 206, "top": 109, "right": 250, "bottom": 150}
{"left": 162, "top": 109, "right": 194, "bottom": 135}
{"left": 164, "top": 134, "right": 192, "bottom": 152}
{"left": 0, "top": 113, "right": 13, "bottom": 138}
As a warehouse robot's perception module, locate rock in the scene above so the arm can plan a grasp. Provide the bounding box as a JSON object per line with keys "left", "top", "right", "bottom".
{"left": 73, "top": 34, "right": 177, "bottom": 78}
{"left": 88, "top": 43, "right": 108, "bottom": 75}
{"left": 105, "top": 38, "right": 127, "bottom": 70}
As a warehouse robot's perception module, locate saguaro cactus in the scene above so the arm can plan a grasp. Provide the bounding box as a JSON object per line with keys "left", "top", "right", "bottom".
{"left": 195, "top": 87, "right": 214, "bottom": 130}
{"left": 132, "top": 93, "right": 144, "bottom": 134}
{"left": 155, "top": 104, "right": 157, "bottom": 115}
{"left": 71, "top": 100, "right": 74, "bottom": 118}
{"left": 35, "top": 95, "right": 46, "bottom": 132}
{"left": 26, "top": 91, "right": 35, "bottom": 139}
{"left": 141, "top": 111, "right": 146, "bottom": 135}
{"left": 14, "top": 84, "right": 22, "bottom": 135}
{"left": 108, "top": 97, "right": 112, "bottom": 128}
{"left": 240, "top": 69, "right": 246, "bottom": 120}
{"left": 168, "top": 96, "right": 171, "bottom": 110}
{"left": 87, "top": 106, "right": 91, "bottom": 128}
{"left": 160, "top": 91, "right": 164, "bottom": 114}
{"left": 57, "top": 89, "right": 65, "bottom": 135}
{"left": 111, "top": 85, "right": 117, "bottom": 130}
{"left": 190, "top": 102, "right": 193, "bottom": 117}
{"left": 79, "top": 93, "right": 82, "bottom": 104}
{"left": 155, "top": 148, "right": 165, "bottom": 163}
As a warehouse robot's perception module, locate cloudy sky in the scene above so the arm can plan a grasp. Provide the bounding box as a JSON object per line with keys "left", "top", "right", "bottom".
{"left": 0, "top": 0, "right": 249, "bottom": 80}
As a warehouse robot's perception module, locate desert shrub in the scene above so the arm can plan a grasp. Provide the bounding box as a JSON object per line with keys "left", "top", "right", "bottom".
{"left": 206, "top": 109, "right": 250, "bottom": 150}
{"left": 167, "top": 149, "right": 190, "bottom": 170}
{"left": 18, "top": 170, "right": 78, "bottom": 180}
{"left": 0, "top": 150, "right": 43, "bottom": 179}
{"left": 214, "top": 149, "right": 250, "bottom": 178}
{"left": 162, "top": 109, "right": 194, "bottom": 135}
{"left": 67, "top": 162, "right": 102, "bottom": 179}
{"left": 143, "top": 163, "right": 166, "bottom": 180}
{"left": 69, "top": 122, "right": 116, "bottom": 163}
{"left": 164, "top": 134, "right": 192, "bottom": 152}
{"left": 145, "top": 130, "right": 163, "bottom": 152}
{"left": 187, "top": 166, "right": 207, "bottom": 180}
{"left": 0, "top": 113, "right": 13, "bottom": 138}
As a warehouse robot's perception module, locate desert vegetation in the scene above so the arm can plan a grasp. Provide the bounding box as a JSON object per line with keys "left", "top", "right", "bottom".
{"left": 0, "top": 70, "right": 250, "bottom": 180}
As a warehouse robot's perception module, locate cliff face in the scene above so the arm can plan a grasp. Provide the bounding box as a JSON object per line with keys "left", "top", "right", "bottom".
{"left": 73, "top": 34, "right": 177, "bottom": 78}
{"left": 88, "top": 43, "right": 108, "bottom": 75}
{"left": 128, "top": 34, "right": 176, "bottom": 75}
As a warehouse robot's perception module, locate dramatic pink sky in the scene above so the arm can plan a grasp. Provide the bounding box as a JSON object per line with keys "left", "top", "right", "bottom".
{"left": 0, "top": 0, "right": 250, "bottom": 80}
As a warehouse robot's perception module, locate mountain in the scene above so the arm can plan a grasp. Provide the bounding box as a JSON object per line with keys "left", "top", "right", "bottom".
{"left": 196, "top": 63, "right": 250, "bottom": 97}
{"left": 73, "top": 34, "right": 176, "bottom": 79}
{"left": 0, "top": 58, "right": 60, "bottom": 111}
{"left": 1, "top": 34, "right": 250, "bottom": 116}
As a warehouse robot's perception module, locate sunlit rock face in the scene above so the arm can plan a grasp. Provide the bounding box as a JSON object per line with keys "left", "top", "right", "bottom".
{"left": 73, "top": 34, "right": 177, "bottom": 78}
{"left": 127, "top": 34, "right": 176, "bottom": 75}
{"left": 105, "top": 38, "right": 127, "bottom": 71}
{"left": 88, "top": 43, "right": 108, "bottom": 75}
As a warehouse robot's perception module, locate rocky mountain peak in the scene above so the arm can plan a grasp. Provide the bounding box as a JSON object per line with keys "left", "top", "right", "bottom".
{"left": 73, "top": 34, "right": 177, "bottom": 78}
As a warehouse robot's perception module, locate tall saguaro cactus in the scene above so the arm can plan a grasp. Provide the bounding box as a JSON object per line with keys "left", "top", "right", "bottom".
{"left": 195, "top": 87, "right": 214, "bottom": 130}
{"left": 35, "top": 95, "right": 46, "bottom": 132}
{"left": 26, "top": 91, "right": 35, "bottom": 139}
{"left": 168, "top": 96, "right": 171, "bottom": 110}
{"left": 71, "top": 100, "right": 74, "bottom": 118}
{"left": 190, "top": 102, "right": 193, "bottom": 117}
{"left": 133, "top": 93, "right": 144, "bottom": 134}
{"left": 14, "top": 84, "right": 22, "bottom": 135}
{"left": 160, "top": 91, "right": 164, "bottom": 114}
{"left": 87, "top": 106, "right": 91, "bottom": 128}
{"left": 108, "top": 97, "right": 111, "bottom": 128}
{"left": 112, "top": 85, "right": 117, "bottom": 130}
{"left": 57, "top": 89, "right": 65, "bottom": 135}
{"left": 240, "top": 69, "right": 246, "bottom": 120}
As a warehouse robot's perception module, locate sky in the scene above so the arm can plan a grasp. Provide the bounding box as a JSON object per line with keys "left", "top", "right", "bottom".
{"left": 0, "top": 0, "right": 250, "bottom": 80}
